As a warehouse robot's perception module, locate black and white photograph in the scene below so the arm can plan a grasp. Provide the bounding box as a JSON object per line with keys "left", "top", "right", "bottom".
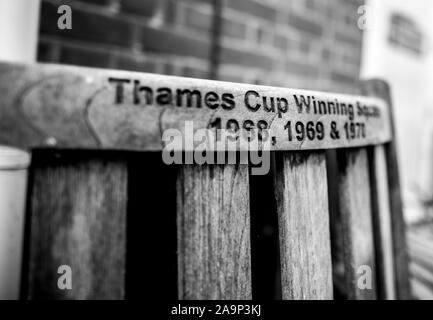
{"left": 0, "top": 0, "right": 432, "bottom": 313}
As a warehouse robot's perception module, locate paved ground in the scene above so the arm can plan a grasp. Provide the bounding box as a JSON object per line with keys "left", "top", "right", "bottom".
{"left": 408, "top": 223, "right": 433, "bottom": 299}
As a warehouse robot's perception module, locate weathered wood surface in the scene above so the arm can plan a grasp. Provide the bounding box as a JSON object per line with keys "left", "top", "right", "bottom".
{"left": 337, "top": 148, "right": 377, "bottom": 300}
{"left": 0, "top": 62, "right": 392, "bottom": 152}
{"left": 27, "top": 151, "right": 127, "bottom": 299}
{"left": 369, "top": 145, "right": 396, "bottom": 299}
{"left": 362, "top": 79, "right": 411, "bottom": 300}
{"left": 177, "top": 164, "right": 251, "bottom": 299}
{"left": 274, "top": 152, "right": 333, "bottom": 300}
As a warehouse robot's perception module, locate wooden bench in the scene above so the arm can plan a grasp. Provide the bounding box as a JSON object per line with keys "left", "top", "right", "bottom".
{"left": 0, "top": 62, "right": 411, "bottom": 300}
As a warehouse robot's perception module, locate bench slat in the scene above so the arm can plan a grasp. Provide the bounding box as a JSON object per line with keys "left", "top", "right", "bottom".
{"left": 0, "top": 62, "right": 392, "bottom": 152}
{"left": 337, "top": 148, "right": 377, "bottom": 299}
{"left": 26, "top": 152, "right": 127, "bottom": 299}
{"left": 274, "top": 152, "right": 333, "bottom": 299}
{"left": 362, "top": 80, "right": 411, "bottom": 300}
{"left": 177, "top": 164, "right": 251, "bottom": 299}
{"left": 369, "top": 145, "right": 396, "bottom": 299}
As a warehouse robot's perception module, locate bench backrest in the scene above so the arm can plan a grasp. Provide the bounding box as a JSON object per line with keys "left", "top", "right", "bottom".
{"left": 0, "top": 62, "right": 411, "bottom": 299}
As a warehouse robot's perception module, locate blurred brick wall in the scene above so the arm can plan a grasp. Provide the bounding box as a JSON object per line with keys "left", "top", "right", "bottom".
{"left": 38, "top": 0, "right": 364, "bottom": 93}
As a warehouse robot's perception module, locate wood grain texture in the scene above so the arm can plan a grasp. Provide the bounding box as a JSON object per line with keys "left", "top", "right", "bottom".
{"left": 0, "top": 62, "right": 391, "bottom": 152}
{"left": 361, "top": 79, "right": 411, "bottom": 299}
{"left": 369, "top": 146, "right": 396, "bottom": 299}
{"left": 274, "top": 152, "right": 333, "bottom": 300}
{"left": 177, "top": 164, "right": 251, "bottom": 300}
{"left": 27, "top": 151, "right": 127, "bottom": 299}
{"left": 337, "top": 148, "right": 377, "bottom": 300}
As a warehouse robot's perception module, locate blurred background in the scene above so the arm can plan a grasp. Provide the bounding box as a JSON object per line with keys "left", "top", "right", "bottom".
{"left": 1, "top": 0, "right": 433, "bottom": 299}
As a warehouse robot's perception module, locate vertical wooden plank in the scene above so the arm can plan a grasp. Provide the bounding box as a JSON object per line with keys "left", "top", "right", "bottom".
{"left": 369, "top": 145, "right": 396, "bottom": 299}
{"left": 274, "top": 152, "right": 333, "bottom": 300}
{"left": 337, "top": 148, "right": 377, "bottom": 300}
{"left": 177, "top": 164, "right": 251, "bottom": 300}
{"left": 362, "top": 79, "right": 411, "bottom": 299}
{"left": 26, "top": 151, "right": 127, "bottom": 300}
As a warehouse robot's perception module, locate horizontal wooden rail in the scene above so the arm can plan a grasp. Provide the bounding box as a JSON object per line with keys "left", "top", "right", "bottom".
{"left": 0, "top": 62, "right": 392, "bottom": 152}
